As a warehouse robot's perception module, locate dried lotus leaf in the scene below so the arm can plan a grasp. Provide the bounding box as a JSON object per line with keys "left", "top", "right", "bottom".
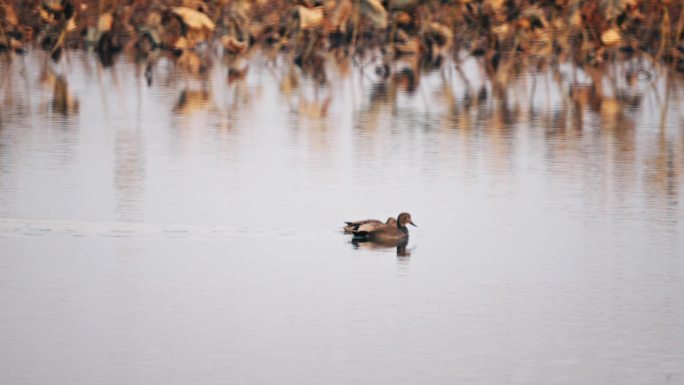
{"left": 172, "top": 7, "right": 215, "bottom": 31}
{"left": 601, "top": 28, "right": 621, "bottom": 46}
{"left": 360, "top": 0, "right": 387, "bottom": 29}
{"left": 98, "top": 13, "right": 113, "bottom": 32}
{"left": 296, "top": 6, "right": 324, "bottom": 30}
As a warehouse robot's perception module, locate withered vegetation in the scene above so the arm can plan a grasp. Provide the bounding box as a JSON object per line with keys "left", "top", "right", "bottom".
{"left": 0, "top": 0, "right": 683, "bottom": 75}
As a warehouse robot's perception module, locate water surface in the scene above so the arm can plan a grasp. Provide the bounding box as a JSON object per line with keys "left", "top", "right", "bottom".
{"left": 1, "top": 51, "right": 683, "bottom": 385}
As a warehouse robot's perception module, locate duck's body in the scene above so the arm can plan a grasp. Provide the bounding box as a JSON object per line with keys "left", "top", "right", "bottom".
{"left": 351, "top": 212, "right": 416, "bottom": 241}
{"left": 344, "top": 217, "right": 395, "bottom": 233}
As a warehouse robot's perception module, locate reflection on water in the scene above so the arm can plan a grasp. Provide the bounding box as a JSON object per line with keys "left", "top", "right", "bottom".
{"left": 1, "top": 50, "right": 683, "bottom": 385}
{"left": 173, "top": 88, "right": 212, "bottom": 114}
{"left": 50, "top": 74, "right": 79, "bottom": 115}
{"left": 352, "top": 238, "right": 411, "bottom": 257}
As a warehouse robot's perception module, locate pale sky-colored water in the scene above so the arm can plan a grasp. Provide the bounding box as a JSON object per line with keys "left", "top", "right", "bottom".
{"left": 1, "top": 51, "right": 683, "bottom": 385}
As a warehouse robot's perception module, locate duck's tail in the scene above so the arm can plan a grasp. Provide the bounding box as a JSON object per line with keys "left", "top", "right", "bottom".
{"left": 351, "top": 230, "right": 371, "bottom": 239}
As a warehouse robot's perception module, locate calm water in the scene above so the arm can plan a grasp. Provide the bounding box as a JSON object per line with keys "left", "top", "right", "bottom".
{"left": 1, "top": 51, "right": 683, "bottom": 385}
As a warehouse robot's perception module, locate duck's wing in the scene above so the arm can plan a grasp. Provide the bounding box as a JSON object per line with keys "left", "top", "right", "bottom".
{"left": 352, "top": 217, "right": 397, "bottom": 235}
{"left": 344, "top": 219, "right": 382, "bottom": 233}
{"left": 355, "top": 220, "right": 392, "bottom": 234}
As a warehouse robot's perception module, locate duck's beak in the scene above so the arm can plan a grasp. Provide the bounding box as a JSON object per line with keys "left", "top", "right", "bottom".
{"left": 410, "top": 221, "right": 417, "bottom": 227}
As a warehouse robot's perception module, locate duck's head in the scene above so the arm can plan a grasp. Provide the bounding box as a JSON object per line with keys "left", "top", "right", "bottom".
{"left": 397, "top": 212, "right": 416, "bottom": 228}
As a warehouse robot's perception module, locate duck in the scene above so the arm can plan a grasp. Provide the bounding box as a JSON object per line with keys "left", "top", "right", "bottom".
{"left": 344, "top": 217, "right": 396, "bottom": 233}
{"left": 350, "top": 212, "right": 416, "bottom": 241}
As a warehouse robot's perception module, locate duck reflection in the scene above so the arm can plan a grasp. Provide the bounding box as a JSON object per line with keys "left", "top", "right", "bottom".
{"left": 352, "top": 237, "right": 411, "bottom": 257}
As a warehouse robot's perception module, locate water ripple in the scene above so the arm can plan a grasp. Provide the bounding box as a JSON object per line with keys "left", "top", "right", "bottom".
{"left": 0, "top": 218, "right": 338, "bottom": 241}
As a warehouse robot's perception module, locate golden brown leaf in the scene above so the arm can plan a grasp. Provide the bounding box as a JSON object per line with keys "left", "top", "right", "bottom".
{"left": 492, "top": 23, "right": 510, "bottom": 39}
{"left": 331, "top": 0, "right": 352, "bottom": 32}
{"left": 174, "top": 36, "right": 189, "bottom": 50}
{"left": 66, "top": 17, "right": 77, "bottom": 32}
{"left": 360, "top": 0, "right": 387, "bottom": 29}
{"left": 172, "top": 7, "right": 216, "bottom": 31}
{"left": 42, "top": 0, "right": 64, "bottom": 13}
{"left": 395, "top": 11, "right": 411, "bottom": 25}
{"left": 485, "top": 0, "right": 506, "bottom": 13}
{"left": 601, "top": 28, "right": 621, "bottom": 46}
{"left": 39, "top": 9, "right": 54, "bottom": 24}
{"left": 263, "top": 12, "right": 281, "bottom": 27}
{"left": 570, "top": 10, "right": 582, "bottom": 28}
{"left": 296, "top": 6, "right": 324, "bottom": 30}
{"left": 177, "top": 50, "right": 202, "bottom": 75}
{"left": 221, "top": 35, "right": 249, "bottom": 54}
{"left": 146, "top": 12, "right": 162, "bottom": 28}
{"left": 4, "top": 5, "right": 18, "bottom": 26}
{"left": 98, "top": 13, "right": 113, "bottom": 33}
{"left": 394, "top": 38, "right": 420, "bottom": 55}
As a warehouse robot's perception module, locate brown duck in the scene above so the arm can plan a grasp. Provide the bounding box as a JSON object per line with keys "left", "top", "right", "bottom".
{"left": 349, "top": 213, "right": 416, "bottom": 241}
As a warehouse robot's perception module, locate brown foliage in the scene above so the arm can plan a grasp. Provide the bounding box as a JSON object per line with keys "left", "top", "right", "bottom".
{"left": 0, "top": 0, "right": 682, "bottom": 75}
